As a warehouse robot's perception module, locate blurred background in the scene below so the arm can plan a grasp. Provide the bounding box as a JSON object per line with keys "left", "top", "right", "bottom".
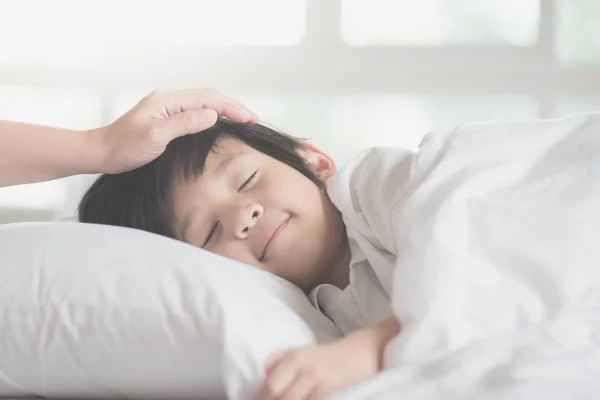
{"left": 1, "top": 0, "right": 599, "bottom": 223}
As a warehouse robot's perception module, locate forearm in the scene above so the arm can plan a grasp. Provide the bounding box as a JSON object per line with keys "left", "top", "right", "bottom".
{"left": 0, "top": 121, "right": 105, "bottom": 187}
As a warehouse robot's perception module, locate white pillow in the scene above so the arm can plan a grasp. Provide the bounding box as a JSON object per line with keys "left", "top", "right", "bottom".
{"left": 0, "top": 222, "right": 342, "bottom": 399}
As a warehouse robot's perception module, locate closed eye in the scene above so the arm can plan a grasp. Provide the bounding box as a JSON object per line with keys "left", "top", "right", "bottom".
{"left": 238, "top": 171, "right": 257, "bottom": 192}
{"left": 203, "top": 221, "right": 219, "bottom": 247}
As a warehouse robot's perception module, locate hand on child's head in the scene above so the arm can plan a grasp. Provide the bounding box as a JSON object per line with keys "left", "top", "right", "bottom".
{"left": 79, "top": 117, "right": 351, "bottom": 293}
{"left": 95, "top": 88, "right": 259, "bottom": 174}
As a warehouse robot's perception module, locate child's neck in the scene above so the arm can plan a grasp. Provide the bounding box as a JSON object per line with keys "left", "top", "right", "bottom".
{"left": 319, "top": 238, "right": 352, "bottom": 290}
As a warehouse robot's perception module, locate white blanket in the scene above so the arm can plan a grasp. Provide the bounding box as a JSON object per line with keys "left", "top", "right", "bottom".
{"left": 330, "top": 114, "right": 600, "bottom": 399}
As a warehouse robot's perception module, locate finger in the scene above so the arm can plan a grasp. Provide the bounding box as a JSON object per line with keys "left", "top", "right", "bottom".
{"left": 168, "top": 89, "right": 258, "bottom": 123}
{"left": 279, "top": 375, "right": 318, "bottom": 400}
{"left": 308, "top": 385, "right": 328, "bottom": 400}
{"left": 258, "top": 359, "right": 299, "bottom": 400}
{"left": 265, "top": 350, "right": 288, "bottom": 372}
{"left": 216, "top": 94, "right": 260, "bottom": 123}
{"left": 182, "top": 89, "right": 259, "bottom": 121}
{"left": 157, "top": 109, "right": 218, "bottom": 140}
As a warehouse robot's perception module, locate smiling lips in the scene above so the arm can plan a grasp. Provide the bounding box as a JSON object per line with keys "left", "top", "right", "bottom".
{"left": 260, "top": 217, "right": 290, "bottom": 261}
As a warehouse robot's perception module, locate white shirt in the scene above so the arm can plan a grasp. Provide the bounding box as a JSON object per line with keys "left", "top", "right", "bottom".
{"left": 308, "top": 146, "right": 415, "bottom": 334}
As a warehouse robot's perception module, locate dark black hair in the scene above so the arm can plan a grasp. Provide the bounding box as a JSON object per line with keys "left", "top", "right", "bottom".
{"left": 78, "top": 118, "right": 323, "bottom": 238}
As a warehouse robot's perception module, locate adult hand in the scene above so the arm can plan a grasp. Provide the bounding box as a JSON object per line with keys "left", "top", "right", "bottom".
{"left": 93, "top": 88, "right": 259, "bottom": 174}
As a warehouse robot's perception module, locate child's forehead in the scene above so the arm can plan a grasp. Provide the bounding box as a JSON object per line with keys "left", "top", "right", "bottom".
{"left": 213, "top": 136, "right": 250, "bottom": 153}
{"left": 174, "top": 138, "right": 255, "bottom": 190}
{"left": 209, "top": 137, "right": 255, "bottom": 161}
{"left": 204, "top": 136, "right": 273, "bottom": 174}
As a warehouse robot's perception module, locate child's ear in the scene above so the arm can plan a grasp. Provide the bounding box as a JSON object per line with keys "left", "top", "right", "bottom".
{"left": 298, "top": 141, "right": 337, "bottom": 181}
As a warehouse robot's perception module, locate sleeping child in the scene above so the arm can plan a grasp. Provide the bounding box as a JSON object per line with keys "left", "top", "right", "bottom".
{"left": 78, "top": 112, "right": 600, "bottom": 400}
{"left": 78, "top": 118, "right": 405, "bottom": 399}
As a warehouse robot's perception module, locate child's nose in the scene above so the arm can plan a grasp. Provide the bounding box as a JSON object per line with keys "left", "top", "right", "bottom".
{"left": 234, "top": 203, "right": 263, "bottom": 239}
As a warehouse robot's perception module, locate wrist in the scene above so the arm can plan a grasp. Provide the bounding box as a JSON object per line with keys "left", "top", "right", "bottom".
{"left": 81, "top": 126, "right": 109, "bottom": 174}
{"left": 343, "top": 317, "right": 400, "bottom": 372}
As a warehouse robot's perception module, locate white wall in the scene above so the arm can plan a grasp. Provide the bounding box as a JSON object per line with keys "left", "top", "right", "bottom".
{"left": 1, "top": 0, "right": 599, "bottom": 222}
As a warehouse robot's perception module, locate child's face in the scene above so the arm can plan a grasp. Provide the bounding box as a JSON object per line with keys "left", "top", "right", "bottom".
{"left": 170, "top": 138, "right": 348, "bottom": 291}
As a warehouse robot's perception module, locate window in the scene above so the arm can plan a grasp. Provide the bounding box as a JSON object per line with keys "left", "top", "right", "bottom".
{"left": 0, "top": 0, "right": 305, "bottom": 66}
{"left": 341, "top": 0, "right": 540, "bottom": 46}
{"left": 556, "top": 0, "right": 600, "bottom": 66}
{"left": 1, "top": 0, "right": 600, "bottom": 222}
{"left": 554, "top": 98, "right": 600, "bottom": 117}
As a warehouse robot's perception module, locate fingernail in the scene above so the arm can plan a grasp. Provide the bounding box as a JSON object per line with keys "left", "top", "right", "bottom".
{"left": 242, "top": 107, "right": 257, "bottom": 119}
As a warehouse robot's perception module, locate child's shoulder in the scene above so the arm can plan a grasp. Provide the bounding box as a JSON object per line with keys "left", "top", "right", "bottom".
{"left": 326, "top": 146, "right": 415, "bottom": 219}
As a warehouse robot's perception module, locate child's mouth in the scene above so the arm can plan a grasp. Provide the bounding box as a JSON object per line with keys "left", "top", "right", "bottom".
{"left": 260, "top": 216, "right": 291, "bottom": 261}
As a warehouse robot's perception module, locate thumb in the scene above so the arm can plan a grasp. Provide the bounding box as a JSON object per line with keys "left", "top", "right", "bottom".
{"left": 265, "top": 349, "right": 288, "bottom": 371}
{"left": 157, "top": 109, "right": 219, "bottom": 140}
